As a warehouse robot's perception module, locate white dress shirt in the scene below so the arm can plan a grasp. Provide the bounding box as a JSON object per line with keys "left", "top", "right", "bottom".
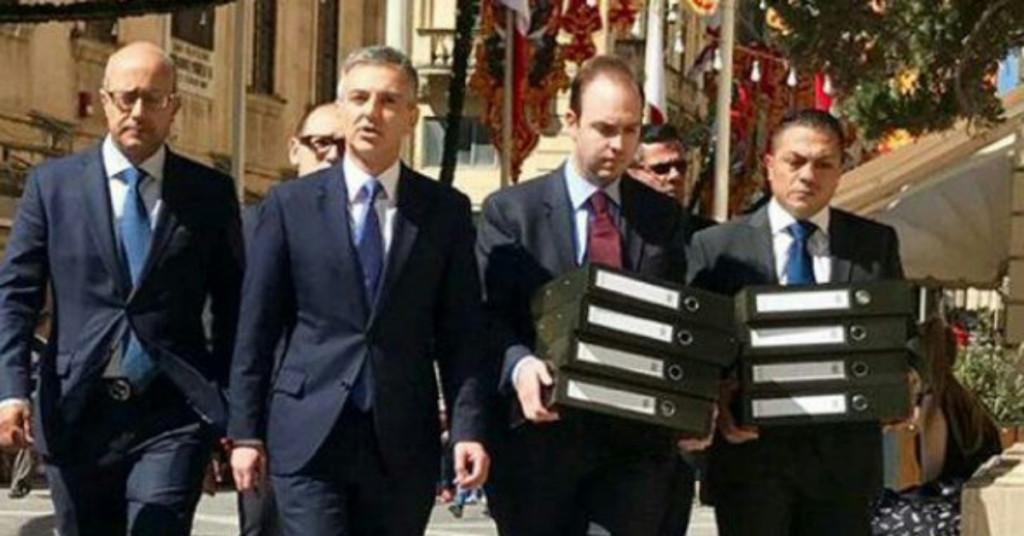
{"left": 102, "top": 135, "right": 164, "bottom": 233}
{"left": 563, "top": 159, "right": 622, "bottom": 266}
{"left": 343, "top": 155, "right": 400, "bottom": 253}
{"left": 767, "top": 198, "right": 832, "bottom": 284}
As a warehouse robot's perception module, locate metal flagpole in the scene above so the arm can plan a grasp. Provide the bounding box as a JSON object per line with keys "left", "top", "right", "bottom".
{"left": 713, "top": 0, "right": 735, "bottom": 221}
{"left": 500, "top": 8, "right": 513, "bottom": 189}
{"left": 231, "top": 0, "right": 248, "bottom": 201}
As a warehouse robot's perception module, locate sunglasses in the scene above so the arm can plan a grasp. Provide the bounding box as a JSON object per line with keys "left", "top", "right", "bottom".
{"left": 647, "top": 159, "right": 687, "bottom": 176}
{"left": 297, "top": 135, "right": 345, "bottom": 154}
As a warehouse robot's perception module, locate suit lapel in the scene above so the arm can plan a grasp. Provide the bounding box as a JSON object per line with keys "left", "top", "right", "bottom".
{"left": 318, "top": 166, "right": 371, "bottom": 321}
{"left": 544, "top": 168, "right": 578, "bottom": 272}
{"left": 81, "top": 146, "right": 131, "bottom": 299}
{"left": 135, "top": 152, "right": 183, "bottom": 290}
{"left": 619, "top": 178, "right": 645, "bottom": 271}
{"left": 748, "top": 206, "right": 780, "bottom": 284}
{"left": 829, "top": 210, "right": 854, "bottom": 282}
{"left": 368, "top": 167, "right": 422, "bottom": 327}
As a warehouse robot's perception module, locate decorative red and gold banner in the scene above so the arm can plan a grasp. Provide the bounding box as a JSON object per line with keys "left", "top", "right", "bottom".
{"left": 685, "top": 0, "right": 719, "bottom": 17}
{"left": 560, "top": 0, "right": 602, "bottom": 65}
{"left": 469, "top": 0, "right": 569, "bottom": 182}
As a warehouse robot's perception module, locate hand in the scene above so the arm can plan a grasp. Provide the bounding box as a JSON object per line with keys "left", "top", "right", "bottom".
{"left": 513, "top": 357, "right": 560, "bottom": 423}
{"left": 678, "top": 406, "right": 718, "bottom": 452}
{"left": 718, "top": 378, "right": 759, "bottom": 444}
{"left": 231, "top": 445, "right": 267, "bottom": 494}
{"left": 453, "top": 441, "right": 490, "bottom": 489}
{"left": 0, "top": 402, "right": 33, "bottom": 450}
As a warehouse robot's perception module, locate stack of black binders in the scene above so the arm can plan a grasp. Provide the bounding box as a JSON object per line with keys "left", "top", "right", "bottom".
{"left": 735, "top": 280, "right": 916, "bottom": 427}
{"left": 531, "top": 265, "right": 736, "bottom": 435}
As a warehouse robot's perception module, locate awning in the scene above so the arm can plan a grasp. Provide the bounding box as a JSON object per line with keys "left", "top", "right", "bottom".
{"left": 834, "top": 90, "right": 1024, "bottom": 288}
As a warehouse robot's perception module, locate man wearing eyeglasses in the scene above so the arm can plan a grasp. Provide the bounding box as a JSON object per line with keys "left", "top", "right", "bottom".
{"left": 0, "top": 41, "right": 243, "bottom": 536}
{"left": 288, "top": 103, "right": 346, "bottom": 176}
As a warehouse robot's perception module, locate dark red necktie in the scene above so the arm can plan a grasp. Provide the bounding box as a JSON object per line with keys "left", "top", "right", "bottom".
{"left": 587, "top": 191, "right": 622, "bottom": 268}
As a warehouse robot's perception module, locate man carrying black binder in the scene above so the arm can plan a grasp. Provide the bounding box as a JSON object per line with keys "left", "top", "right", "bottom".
{"left": 687, "top": 109, "right": 905, "bottom": 536}
{"left": 476, "top": 56, "right": 691, "bottom": 536}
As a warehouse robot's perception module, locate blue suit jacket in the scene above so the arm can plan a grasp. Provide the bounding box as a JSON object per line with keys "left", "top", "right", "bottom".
{"left": 227, "top": 163, "right": 488, "bottom": 477}
{"left": 0, "top": 145, "right": 244, "bottom": 458}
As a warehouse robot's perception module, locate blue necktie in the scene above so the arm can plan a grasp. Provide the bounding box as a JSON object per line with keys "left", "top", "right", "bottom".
{"left": 352, "top": 179, "right": 384, "bottom": 410}
{"left": 785, "top": 220, "right": 817, "bottom": 285}
{"left": 119, "top": 167, "right": 157, "bottom": 390}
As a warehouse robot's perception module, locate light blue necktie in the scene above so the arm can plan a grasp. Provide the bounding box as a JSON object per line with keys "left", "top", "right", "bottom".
{"left": 351, "top": 178, "right": 384, "bottom": 410}
{"left": 785, "top": 220, "right": 817, "bottom": 286}
{"left": 119, "top": 166, "right": 157, "bottom": 390}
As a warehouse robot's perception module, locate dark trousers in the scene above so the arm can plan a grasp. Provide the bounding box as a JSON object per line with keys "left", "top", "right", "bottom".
{"left": 45, "top": 380, "right": 210, "bottom": 536}
{"left": 657, "top": 455, "right": 695, "bottom": 536}
{"left": 238, "top": 486, "right": 281, "bottom": 536}
{"left": 487, "top": 420, "right": 675, "bottom": 536}
{"left": 271, "top": 407, "right": 435, "bottom": 536}
{"left": 714, "top": 472, "right": 872, "bottom": 536}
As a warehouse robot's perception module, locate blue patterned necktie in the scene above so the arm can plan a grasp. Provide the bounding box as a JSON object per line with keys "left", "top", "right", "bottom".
{"left": 352, "top": 178, "right": 384, "bottom": 410}
{"left": 119, "top": 166, "right": 157, "bottom": 390}
{"left": 785, "top": 220, "right": 817, "bottom": 285}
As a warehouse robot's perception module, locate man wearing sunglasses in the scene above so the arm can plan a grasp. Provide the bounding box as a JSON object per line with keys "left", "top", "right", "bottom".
{"left": 632, "top": 124, "right": 717, "bottom": 242}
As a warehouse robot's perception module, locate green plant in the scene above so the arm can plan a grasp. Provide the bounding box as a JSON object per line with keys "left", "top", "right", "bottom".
{"left": 953, "top": 316, "right": 1024, "bottom": 425}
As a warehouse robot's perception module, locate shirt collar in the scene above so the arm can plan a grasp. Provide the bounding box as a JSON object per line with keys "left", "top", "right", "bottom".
{"left": 343, "top": 155, "right": 400, "bottom": 203}
{"left": 768, "top": 197, "right": 830, "bottom": 237}
{"left": 102, "top": 135, "right": 165, "bottom": 183}
{"left": 563, "top": 159, "right": 622, "bottom": 211}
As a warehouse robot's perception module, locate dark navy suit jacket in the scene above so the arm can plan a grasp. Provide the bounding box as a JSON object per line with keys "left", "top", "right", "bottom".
{"left": 0, "top": 144, "right": 244, "bottom": 459}
{"left": 227, "top": 163, "right": 488, "bottom": 477}
{"left": 687, "top": 205, "right": 904, "bottom": 499}
{"left": 476, "top": 168, "right": 689, "bottom": 445}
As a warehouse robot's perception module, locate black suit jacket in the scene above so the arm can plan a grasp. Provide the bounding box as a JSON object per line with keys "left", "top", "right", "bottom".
{"left": 476, "top": 168, "right": 689, "bottom": 444}
{"left": 0, "top": 145, "right": 243, "bottom": 458}
{"left": 687, "top": 205, "right": 904, "bottom": 498}
{"left": 227, "top": 164, "right": 487, "bottom": 477}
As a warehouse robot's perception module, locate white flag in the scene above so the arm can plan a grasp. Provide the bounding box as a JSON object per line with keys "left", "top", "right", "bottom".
{"left": 644, "top": 0, "right": 666, "bottom": 124}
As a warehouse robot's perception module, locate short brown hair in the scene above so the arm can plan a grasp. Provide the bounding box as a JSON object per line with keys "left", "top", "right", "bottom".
{"left": 568, "top": 55, "right": 643, "bottom": 116}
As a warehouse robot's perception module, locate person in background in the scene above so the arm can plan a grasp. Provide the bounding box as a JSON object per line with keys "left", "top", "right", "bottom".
{"left": 871, "top": 316, "right": 1003, "bottom": 536}
{"left": 631, "top": 123, "right": 716, "bottom": 238}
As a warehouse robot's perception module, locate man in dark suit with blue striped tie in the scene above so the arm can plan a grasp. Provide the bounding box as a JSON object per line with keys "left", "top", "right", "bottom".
{"left": 687, "top": 109, "right": 905, "bottom": 536}
{"left": 0, "top": 41, "right": 243, "bottom": 536}
{"left": 228, "top": 46, "right": 490, "bottom": 536}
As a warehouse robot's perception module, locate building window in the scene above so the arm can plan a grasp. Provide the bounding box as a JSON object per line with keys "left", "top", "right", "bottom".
{"left": 422, "top": 117, "right": 498, "bottom": 168}
{"left": 316, "top": 0, "right": 340, "bottom": 103}
{"left": 77, "top": 19, "right": 118, "bottom": 44}
{"left": 172, "top": 6, "right": 215, "bottom": 50}
{"left": 252, "top": 0, "right": 277, "bottom": 95}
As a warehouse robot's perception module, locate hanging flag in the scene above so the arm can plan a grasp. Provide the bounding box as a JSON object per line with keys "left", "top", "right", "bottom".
{"left": 644, "top": 0, "right": 667, "bottom": 124}
{"left": 685, "top": 0, "right": 719, "bottom": 17}
{"left": 469, "top": 0, "right": 568, "bottom": 182}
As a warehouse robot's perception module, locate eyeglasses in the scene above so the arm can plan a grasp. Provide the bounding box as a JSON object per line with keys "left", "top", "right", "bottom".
{"left": 297, "top": 135, "right": 345, "bottom": 155}
{"left": 647, "top": 159, "right": 687, "bottom": 176}
{"left": 101, "top": 89, "right": 177, "bottom": 112}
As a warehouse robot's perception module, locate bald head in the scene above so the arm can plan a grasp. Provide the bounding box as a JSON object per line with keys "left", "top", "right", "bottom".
{"left": 103, "top": 41, "right": 177, "bottom": 92}
{"left": 100, "top": 41, "right": 181, "bottom": 165}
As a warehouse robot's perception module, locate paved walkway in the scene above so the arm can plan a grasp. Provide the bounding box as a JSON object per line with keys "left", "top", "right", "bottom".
{"left": 0, "top": 488, "right": 719, "bottom": 535}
